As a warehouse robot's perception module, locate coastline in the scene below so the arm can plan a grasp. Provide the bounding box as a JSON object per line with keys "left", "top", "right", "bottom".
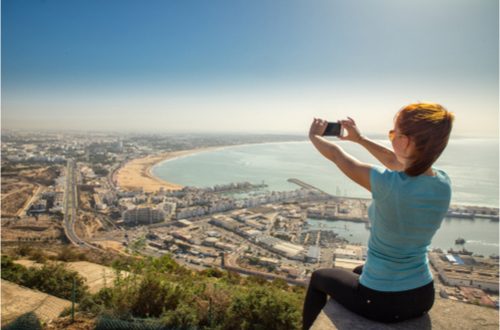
{"left": 117, "top": 141, "right": 307, "bottom": 194}
{"left": 115, "top": 147, "right": 222, "bottom": 193}
{"left": 117, "top": 140, "right": 499, "bottom": 209}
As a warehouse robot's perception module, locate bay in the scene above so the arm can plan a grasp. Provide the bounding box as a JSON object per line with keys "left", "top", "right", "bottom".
{"left": 153, "top": 138, "right": 499, "bottom": 255}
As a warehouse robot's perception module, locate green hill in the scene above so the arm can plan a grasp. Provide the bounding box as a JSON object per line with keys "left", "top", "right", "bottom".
{"left": 1, "top": 248, "right": 305, "bottom": 330}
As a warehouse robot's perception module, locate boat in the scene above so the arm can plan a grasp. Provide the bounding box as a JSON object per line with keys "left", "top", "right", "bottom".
{"left": 447, "top": 248, "right": 473, "bottom": 256}
{"left": 447, "top": 211, "right": 474, "bottom": 219}
{"left": 455, "top": 237, "right": 466, "bottom": 245}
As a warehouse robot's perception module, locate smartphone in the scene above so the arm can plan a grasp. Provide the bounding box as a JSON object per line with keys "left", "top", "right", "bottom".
{"left": 322, "top": 122, "right": 343, "bottom": 136}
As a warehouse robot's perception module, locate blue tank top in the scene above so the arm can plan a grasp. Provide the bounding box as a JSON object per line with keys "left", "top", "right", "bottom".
{"left": 359, "top": 165, "right": 452, "bottom": 292}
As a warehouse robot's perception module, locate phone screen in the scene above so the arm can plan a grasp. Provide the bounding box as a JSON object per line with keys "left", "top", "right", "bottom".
{"left": 323, "top": 122, "right": 341, "bottom": 136}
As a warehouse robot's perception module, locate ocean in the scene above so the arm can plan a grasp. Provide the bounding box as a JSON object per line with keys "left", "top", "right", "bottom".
{"left": 153, "top": 138, "right": 499, "bottom": 255}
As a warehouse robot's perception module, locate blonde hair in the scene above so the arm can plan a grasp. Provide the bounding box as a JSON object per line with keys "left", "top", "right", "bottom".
{"left": 397, "top": 103, "right": 454, "bottom": 176}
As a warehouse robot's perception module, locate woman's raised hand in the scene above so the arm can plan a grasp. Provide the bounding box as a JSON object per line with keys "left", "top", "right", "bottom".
{"left": 339, "top": 117, "right": 363, "bottom": 143}
{"left": 309, "top": 118, "right": 328, "bottom": 138}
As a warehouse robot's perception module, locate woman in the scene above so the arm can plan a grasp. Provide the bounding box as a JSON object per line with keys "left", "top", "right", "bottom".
{"left": 303, "top": 103, "right": 454, "bottom": 329}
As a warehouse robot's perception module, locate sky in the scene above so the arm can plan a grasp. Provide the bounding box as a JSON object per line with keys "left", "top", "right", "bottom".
{"left": 2, "top": 0, "right": 498, "bottom": 137}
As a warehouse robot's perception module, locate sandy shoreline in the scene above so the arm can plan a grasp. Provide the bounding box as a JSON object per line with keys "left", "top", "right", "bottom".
{"left": 115, "top": 147, "right": 221, "bottom": 193}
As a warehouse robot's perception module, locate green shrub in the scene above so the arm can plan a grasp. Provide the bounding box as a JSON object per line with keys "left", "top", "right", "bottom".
{"left": 71, "top": 253, "right": 305, "bottom": 330}
{"left": 78, "top": 287, "right": 114, "bottom": 315}
{"left": 14, "top": 244, "right": 33, "bottom": 257}
{"left": 1, "top": 255, "right": 29, "bottom": 283}
{"left": 23, "top": 263, "right": 87, "bottom": 301}
{"left": 271, "top": 278, "right": 290, "bottom": 290}
{"left": 199, "top": 267, "right": 225, "bottom": 278}
{"left": 56, "top": 245, "right": 86, "bottom": 262}
{"left": 130, "top": 275, "right": 184, "bottom": 318}
{"left": 31, "top": 250, "right": 47, "bottom": 263}
{"left": 223, "top": 287, "right": 302, "bottom": 330}
{"left": 161, "top": 301, "right": 199, "bottom": 330}
{"left": 2, "top": 255, "right": 90, "bottom": 303}
{"left": 196, "top": 282, "right": 232, "bottom": 328}
{"left": 223, "top": 270, "right": 242, "bottom": 285}
{"left": 243, "top": 275, "right": 268, "bottom": 286}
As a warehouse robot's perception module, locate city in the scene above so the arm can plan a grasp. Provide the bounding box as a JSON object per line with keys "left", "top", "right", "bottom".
{"left": 2, "top": 0, "right": 498, "bottom": 328}
{"left": 2, "top": 130, "right": 499, "bottom": 316}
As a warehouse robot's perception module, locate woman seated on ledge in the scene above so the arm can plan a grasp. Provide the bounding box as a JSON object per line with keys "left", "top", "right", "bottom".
{"left": 303, "top": 103, "right": 454, "bottom": 330}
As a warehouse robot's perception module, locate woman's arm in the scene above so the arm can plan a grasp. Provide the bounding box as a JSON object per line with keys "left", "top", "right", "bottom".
{"left": 340, "top": 117, "right": 404, "bottom": 171}
{"left": 309, "top": 118, "right": 372, "bottom": 192}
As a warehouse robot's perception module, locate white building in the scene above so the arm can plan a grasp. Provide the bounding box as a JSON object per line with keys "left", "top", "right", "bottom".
{"left": 123, "top": 206, "right": 166, "bottom": 225}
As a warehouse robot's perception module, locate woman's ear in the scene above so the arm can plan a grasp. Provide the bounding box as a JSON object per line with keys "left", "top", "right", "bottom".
{"left": 403, "top": 135, "right": 416, "bottom": 156}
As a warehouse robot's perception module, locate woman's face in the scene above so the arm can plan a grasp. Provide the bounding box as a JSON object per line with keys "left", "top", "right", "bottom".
{"left": 390, "top": 114, "right": 414, "bottom": 164}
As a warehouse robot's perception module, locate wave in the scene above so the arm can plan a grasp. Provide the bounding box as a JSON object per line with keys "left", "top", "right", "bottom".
{"left": 465, "top": 240, "right": 499, "bottom": 247}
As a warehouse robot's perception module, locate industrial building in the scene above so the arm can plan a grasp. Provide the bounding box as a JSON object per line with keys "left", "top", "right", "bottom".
{"left": 306, "top": 246, "right": 321, "bottom": 263}
{"left": 429, "top": 252, "right": 499, "bottom": 293}
{"left": 256, "top": 235, "right": 305, "bottom": 260}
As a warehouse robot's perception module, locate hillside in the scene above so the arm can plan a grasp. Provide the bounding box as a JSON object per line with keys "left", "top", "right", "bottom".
{"left": 1, "top": 246, "right": 305, "bottom": 329}
{"left": 2, "top": 244, "right": 499, "bottom": 330}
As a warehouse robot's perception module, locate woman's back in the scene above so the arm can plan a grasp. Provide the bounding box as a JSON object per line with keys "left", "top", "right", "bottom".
{"left": 360, "top": 166, "right": 452, "bottom": 292}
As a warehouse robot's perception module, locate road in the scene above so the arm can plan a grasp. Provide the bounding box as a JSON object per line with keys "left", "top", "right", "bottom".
{"left": 15, "top": 184, "right": 43, "bottom": 217}
{"left": 62, "top": 160, "right": 101, "bottom": 250}
{"left": 106, "top": 161, "right": 123, "bottom": 191}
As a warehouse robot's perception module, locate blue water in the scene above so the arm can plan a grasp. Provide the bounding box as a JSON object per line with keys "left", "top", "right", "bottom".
{"left": 153, "top": 138, "right": 499, "bottom": 255}
{"left": 153, "top": 139, "right": 499, "bottom": 207}
{"left": 306, "top": 218, "right": 499, "bottom": 257}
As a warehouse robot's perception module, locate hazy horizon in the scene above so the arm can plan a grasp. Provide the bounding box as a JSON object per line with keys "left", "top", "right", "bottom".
{"left": 2, "top": 0, "right": 498, "bottom": 138}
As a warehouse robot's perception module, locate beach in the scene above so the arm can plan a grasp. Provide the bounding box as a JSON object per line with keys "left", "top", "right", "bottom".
{"left": 114, "top": 147, "right": 220, "bottom": 193}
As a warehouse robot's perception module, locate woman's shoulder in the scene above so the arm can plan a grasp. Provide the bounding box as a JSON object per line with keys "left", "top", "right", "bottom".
{"left": 418, "top": 167, "right": 452, "bottom": 198}
{"left": 431, "top": 167, "right": 451, "bottom": 184}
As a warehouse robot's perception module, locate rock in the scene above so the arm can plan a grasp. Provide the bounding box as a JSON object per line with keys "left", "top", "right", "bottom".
{"left": 311, "top": 297, "right": 499, "bottom": 330}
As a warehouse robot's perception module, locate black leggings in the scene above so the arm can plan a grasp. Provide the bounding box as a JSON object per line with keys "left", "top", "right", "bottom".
{"left": 302, "top": 265, "right": 435, "bottom": 330}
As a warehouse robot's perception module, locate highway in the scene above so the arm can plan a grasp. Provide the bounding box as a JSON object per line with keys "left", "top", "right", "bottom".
{"left": 62, "top": 160, "right": 100, "bottom": 250}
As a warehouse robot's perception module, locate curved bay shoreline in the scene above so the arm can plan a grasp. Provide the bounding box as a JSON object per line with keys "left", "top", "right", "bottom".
{"left": 115, "top": 141, "right": 300, "bottom": 193}
{"left": 116, "top": 141, "right": 499, "bottom": 211}
{"left": 115, "top": 146, "right": 222, "bottom": 193}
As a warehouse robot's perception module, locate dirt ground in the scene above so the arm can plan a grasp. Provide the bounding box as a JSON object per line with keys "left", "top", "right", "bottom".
{"left": 1, "top": 164, "right": 61, "bottom": 218}
{"left": 2, "top": 241, "right": 134, "bottom": 267}
{"left": 75, "top": 212, "right": 105, "bottom": 239}
{"left": 92, "top": 240, "right": 127, "bottom": 255}
{"left": 1, "top": 279, "right": 72, "bottom": 326}
{"left": 1, "top": 183, "right": 37, "bottom": 217}
{"left": 1, "top": 215, "right": 64, "bottom": 242}
{"left": 44, "top": 314, "right": 96, "bottom": 330}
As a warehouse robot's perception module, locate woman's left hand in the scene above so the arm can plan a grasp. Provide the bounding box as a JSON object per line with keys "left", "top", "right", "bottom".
{"left": 309, "top": 118, "right": 328, "bottom": 138}
{"left": 339, "top": 117, "right": 363, "bottom": 143}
